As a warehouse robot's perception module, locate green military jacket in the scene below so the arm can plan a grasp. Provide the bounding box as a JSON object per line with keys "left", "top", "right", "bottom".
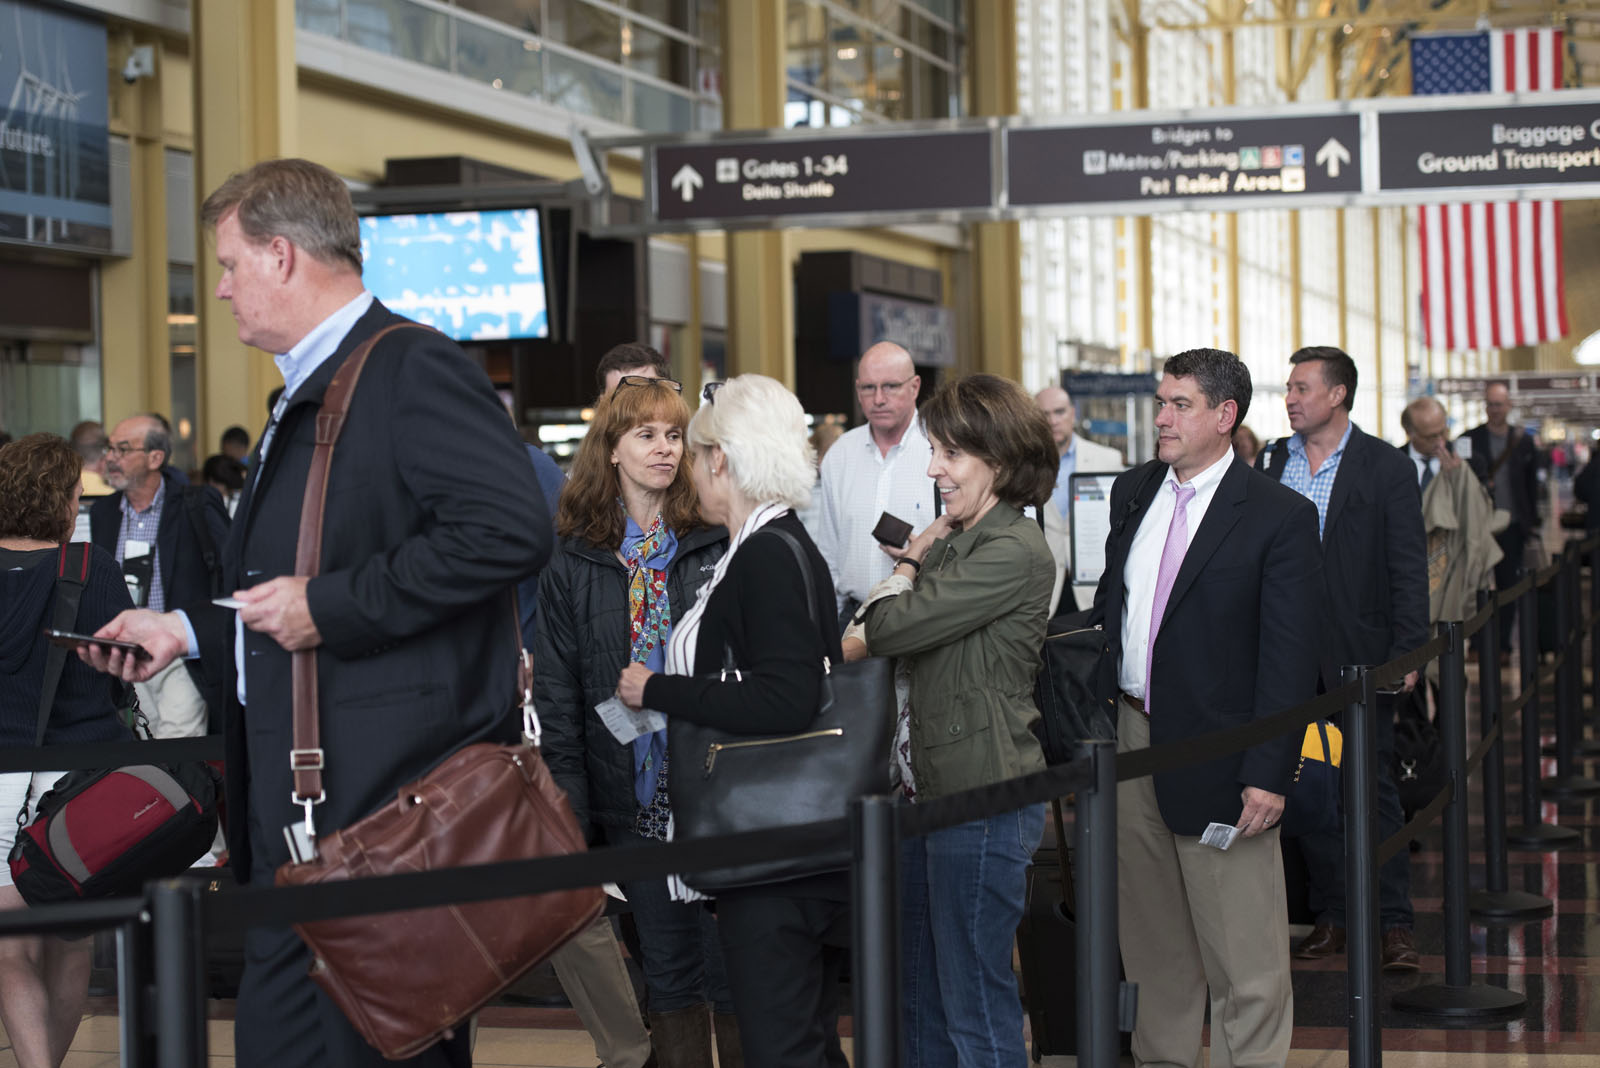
{"left": 863, "top": 501, "right": 1053, "bottom": 800}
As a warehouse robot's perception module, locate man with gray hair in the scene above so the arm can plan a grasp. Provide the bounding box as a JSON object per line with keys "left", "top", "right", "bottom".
{"left": 89, "top": 413, "right": 230, "bottom": 738}
{"left": 83, "top": 158, "right": 549, "bottom": 1068}
{"left": 812, "top": 341, "right": 936, "bottom": 628}
{"left": 1036, "top": 384, "right": 1126, "bottom": 614}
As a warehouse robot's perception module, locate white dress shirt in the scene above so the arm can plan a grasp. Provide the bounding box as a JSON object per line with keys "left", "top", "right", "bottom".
{"left": 1118, "top": 448, "right": 1235, "bottom": 699}
{"left": 811, "top": 417, "right": 936, "bottom": 610}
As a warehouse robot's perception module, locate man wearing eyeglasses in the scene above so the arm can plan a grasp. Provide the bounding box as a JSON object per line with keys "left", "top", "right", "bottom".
{"left": 88, "top": 413, "right": 230, "bottom": 738}
{"left": 812, "top": 341, "right": 936, "bottom": 630}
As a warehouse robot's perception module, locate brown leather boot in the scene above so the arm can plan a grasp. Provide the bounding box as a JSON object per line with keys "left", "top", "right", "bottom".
{"left": 712, "top": 1012, "right": 744, "bottom": 1068}
{"left": 647, "top": 1005, "right": 713, "bottom": 1068}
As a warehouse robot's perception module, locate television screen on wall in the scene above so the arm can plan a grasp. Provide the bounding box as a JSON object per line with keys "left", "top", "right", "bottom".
{"left": 359, "top": 208, "right": 549, "bottom": 342}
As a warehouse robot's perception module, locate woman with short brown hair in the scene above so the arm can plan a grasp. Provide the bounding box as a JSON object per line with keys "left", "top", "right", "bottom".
{"left": 846, "top": 373, "right": 1059, "bottom": 1067}
{"left": 0, "top": 434, "right": 135, "bottom": 1068}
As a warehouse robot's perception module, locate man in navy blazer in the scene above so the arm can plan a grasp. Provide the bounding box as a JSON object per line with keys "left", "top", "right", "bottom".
{"left": 86, "top": 159, "right": 549, "bottom": 1068}
{"left": 90, "top": 414, "right": 230, "bottom": 733}
{"left": 1257, "top": 346, "right": 1429, "bottom": 971}
{"left": 1089, "top": 348, "right": 1321, "bottom": 1068}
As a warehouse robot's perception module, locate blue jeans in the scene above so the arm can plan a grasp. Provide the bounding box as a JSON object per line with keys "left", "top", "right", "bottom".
{"left": 610, "top": 830, "right": 735, "bottom": 1014}
{"left": 901, "top": 804, "right": 1046, "bottom": 1068}
{"left": 1300, "top": 690, "right": 1414, "bottom": 930}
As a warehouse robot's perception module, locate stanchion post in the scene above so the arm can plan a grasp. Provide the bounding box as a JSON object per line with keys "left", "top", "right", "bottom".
{"left": 851, "top": 795, "right": 900, "bottom": 1068}
{"left": 1507, "top": 573, "right": 1578, "bottom": 847}
{"left": 1590, "top": 536, "right": 1600, "bottom": 719}
{"left": 1074, "top": 739, "right": 1119, "bottom": 1068}
{"left": 1391, "top": 624, "right": 1524, "bottom": 1020}
{"left": 1542, "top": 547, "right": 1600, "bottom": 797}
{"left": 1469, "top": 590, "right": 1553, "bottom": 921}
{"left": 151, "top": 878, "right": 206, "bottom": 1068}
{"left": 1341, "top": 665, "right": 1381, "bottom": 1068}
{"left": 117, "top": 913, "right": 153, "bottom": 1068}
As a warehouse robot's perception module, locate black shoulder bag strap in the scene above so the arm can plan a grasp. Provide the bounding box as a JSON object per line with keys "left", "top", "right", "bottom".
{"left": 36, "top": 542, "right": 91, "bottom": 746}
{"left": 723, "top": 526, "right": 835, "bottom": 709}
{"left": 182, "top": 486, "right": 224, "bottom": 597}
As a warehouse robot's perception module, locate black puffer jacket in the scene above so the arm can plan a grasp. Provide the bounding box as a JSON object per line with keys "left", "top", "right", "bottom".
{"left": 535, "top": 525, "right": 727, "bottom": 842}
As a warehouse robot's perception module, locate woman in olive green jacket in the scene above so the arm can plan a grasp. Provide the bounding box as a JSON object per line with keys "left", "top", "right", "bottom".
{"left": 845, "top": 374, "right": 1057, "bottom": 1068}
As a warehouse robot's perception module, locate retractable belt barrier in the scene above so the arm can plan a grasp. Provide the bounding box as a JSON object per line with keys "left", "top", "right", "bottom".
{"left": 0, "top": 531, "right": 1593, "bottom": 1068}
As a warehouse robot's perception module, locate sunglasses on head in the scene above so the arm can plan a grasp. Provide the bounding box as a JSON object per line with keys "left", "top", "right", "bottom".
{"left": 702, "top": 381, "right": 725, "bottom": 405}
{"left": 617, "top": 374, "right": 682, "bottom": 393}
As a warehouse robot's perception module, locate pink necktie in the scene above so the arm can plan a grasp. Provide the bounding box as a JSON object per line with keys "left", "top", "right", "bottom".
{"left": 1145, "top": 483, "right": 1195, "bottom": 713}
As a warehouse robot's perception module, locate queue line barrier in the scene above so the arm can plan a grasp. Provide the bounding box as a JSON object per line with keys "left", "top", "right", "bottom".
{"left": 0, "top": 531, "right": 1594, "bottom": 1068}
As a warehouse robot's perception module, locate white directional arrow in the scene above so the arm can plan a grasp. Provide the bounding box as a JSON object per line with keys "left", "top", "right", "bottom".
{"left": 1314, "top": 138, "right": 1351, "bottom": 178}
{"left": 670, "top": 164, "right": 704, "bottom": 202}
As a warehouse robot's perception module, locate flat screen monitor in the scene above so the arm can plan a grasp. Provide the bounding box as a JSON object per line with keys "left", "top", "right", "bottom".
{"left": 1068, "top": 472, "right": 1122, "bottom": 588}
{"left": 360, "top": 208, "right": 549, "bottom": 342}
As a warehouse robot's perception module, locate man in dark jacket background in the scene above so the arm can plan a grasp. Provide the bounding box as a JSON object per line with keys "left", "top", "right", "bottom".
{"left": 1461, "top": 381, "right": 1543, "bottom": 657}
{"left": 1258, "top": 346, "right": 1429, "bottom": 970}
{"left": 91, "top": 413, "right": 229, "bottom": 735}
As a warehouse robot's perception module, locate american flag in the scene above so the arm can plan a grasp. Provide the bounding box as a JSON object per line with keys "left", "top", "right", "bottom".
{"left": 1411, "top": 28, "right": 1569, "bottom": 352}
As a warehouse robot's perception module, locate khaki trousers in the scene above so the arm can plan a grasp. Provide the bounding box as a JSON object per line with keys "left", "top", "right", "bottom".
{"left": 549, "top": 915, "right": 653, "bottom": 1068}
{"left": 1116, "top": 701, "right": 1293, "bottom": 1068}
{"left": 133, "top": 657, "right": 208, "bottom": 739}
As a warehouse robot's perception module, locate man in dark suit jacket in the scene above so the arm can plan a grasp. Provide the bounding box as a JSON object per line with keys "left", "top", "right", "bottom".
{"left": 90, "top": 414, "right": 230, "bottom": 733}
{"left": 87, "top": 159, "right": 549, "bottom": 1068}
{"left": 1461, "top": 381, "right": 1543, "bottom": 655}
{"left": 1089, "top": 348, "right": 1321, "bottom": 1068}
{"left": 1257, "top": 346, "right": 1429, "bottom": 971}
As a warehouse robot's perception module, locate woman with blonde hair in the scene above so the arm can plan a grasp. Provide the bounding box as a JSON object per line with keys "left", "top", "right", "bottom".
{"left": 618, "top": 375, "right": 849, "bottom": 1068}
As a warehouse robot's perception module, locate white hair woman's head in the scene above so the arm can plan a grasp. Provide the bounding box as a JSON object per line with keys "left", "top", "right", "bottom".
{"left": 687, "top": 374, "right": 816, "bottom": 525}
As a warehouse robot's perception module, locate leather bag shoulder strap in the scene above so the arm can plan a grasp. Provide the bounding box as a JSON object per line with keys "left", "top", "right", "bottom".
{"left": 289, "top": 323, "right": 422, "bottom": 807}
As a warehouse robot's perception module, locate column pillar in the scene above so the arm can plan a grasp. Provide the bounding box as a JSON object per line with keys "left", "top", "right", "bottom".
{"left": 720, "top": 0, "right": 791, "bottom": 384}
{"left": 192, "top": 0, "right": 297, "bottom": 444}
{"left": 101, "top": 38, "right": 170, "bottom": 422}
{"left": 971, "top": 1, "right": 1022, "bottom": 381}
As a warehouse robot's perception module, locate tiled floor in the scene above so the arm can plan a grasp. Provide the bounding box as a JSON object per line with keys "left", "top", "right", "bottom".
{"left": 4, "top": 529, "right": 1596, "bottom": 1067}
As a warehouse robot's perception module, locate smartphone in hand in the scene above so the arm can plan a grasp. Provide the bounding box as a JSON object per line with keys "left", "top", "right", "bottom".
{"left": 44, "top": 628, "right": 153, "bottom": 662}
{"left": 872, "top": 511, "right": 914, "bottom": 548}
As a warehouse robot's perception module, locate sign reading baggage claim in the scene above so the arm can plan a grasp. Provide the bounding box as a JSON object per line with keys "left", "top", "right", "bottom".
{"left": 652, "top": 131, "right": 992, "bottom": 222}
{"left": 1008, "top": 114, "right": 1363, "bottom": 208}
{"left": 1377, "top": 100, "right": 1600, "bottom": 191}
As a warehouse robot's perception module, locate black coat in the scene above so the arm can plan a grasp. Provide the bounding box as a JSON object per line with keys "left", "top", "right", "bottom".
{"left": 1259, "top": 423, "right": 1430, "bottom": 687}
{"left": 89, "top": 469, "right": 230, "bottom": 715}
{"left": 534, "top": 525, "right": 728, "bottom": 841}
{"left": 644, "top": 512, "right": 842, "bottom": 733}
{"left": 191, "top": 301, "right": 550, "bottom": 882}
{"left": 1461, "top": 422, "right": 1542, "bottom": 528}
{"left": 1088, "top": 458, "right": 1322, "bottom": 835}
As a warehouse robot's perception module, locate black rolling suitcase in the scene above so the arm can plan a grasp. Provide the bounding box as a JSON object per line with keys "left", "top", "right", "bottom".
{"left": 1017, "top": 800, "right": 1078, "bottom": 1060}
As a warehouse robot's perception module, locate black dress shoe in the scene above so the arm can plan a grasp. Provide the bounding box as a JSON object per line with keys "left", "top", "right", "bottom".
{"left": 1294, "top": 923, "right": 1346, "bottom": 960}
{"left": 1382, "top": 927, "right": 1420, "bottom": 972}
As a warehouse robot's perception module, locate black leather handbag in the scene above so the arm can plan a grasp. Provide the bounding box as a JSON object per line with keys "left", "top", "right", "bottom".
{"left": 668, "top": 526, "right": 896, "bottom": 892}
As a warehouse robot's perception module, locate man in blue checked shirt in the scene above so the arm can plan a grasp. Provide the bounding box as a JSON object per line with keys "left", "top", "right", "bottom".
{"left": 1257, "top": 345, "right": 1429, "bottom": 972}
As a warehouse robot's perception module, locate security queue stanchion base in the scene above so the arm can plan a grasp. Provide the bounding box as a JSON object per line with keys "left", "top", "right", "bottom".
{"left": 1467, "top": 888, "right": 1554, "bottom": 922}
{"left": 1504, "top": 822, "right": 1581, "bottom": 848}
{"left": 1390, "top": 982, "right": 1526, "bottom": 1021}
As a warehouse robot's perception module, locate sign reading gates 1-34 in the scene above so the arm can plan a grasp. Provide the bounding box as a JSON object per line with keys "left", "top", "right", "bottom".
{"left": 1377, "top": 100, "right": 1600, "bottom": 191}
{"left": 1008, "top": 113, "right": 1363, "bottom": 207}
{"left": 652, "top": 130, "right": 993, "bottom": 221}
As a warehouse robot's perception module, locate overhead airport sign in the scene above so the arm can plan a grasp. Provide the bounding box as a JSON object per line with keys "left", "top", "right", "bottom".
{"left": 1378, "top": 100, "right": 1600, "bottom": 191}
{"left": 1009, "top": 114, "right": 1362, "bottom": 208}
{"left": 599, "top": 89, "right": 1600, "bottom": 233}
{"left": 652, "top": 130, "right": 992, "bottom": 222}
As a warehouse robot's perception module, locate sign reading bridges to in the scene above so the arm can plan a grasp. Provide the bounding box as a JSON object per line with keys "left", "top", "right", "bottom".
{"left": 652, "top": 131, "right": 992, "bottom": 221}
{"left": 1010, "top": 114, "right": 1363, "bottom": 207}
